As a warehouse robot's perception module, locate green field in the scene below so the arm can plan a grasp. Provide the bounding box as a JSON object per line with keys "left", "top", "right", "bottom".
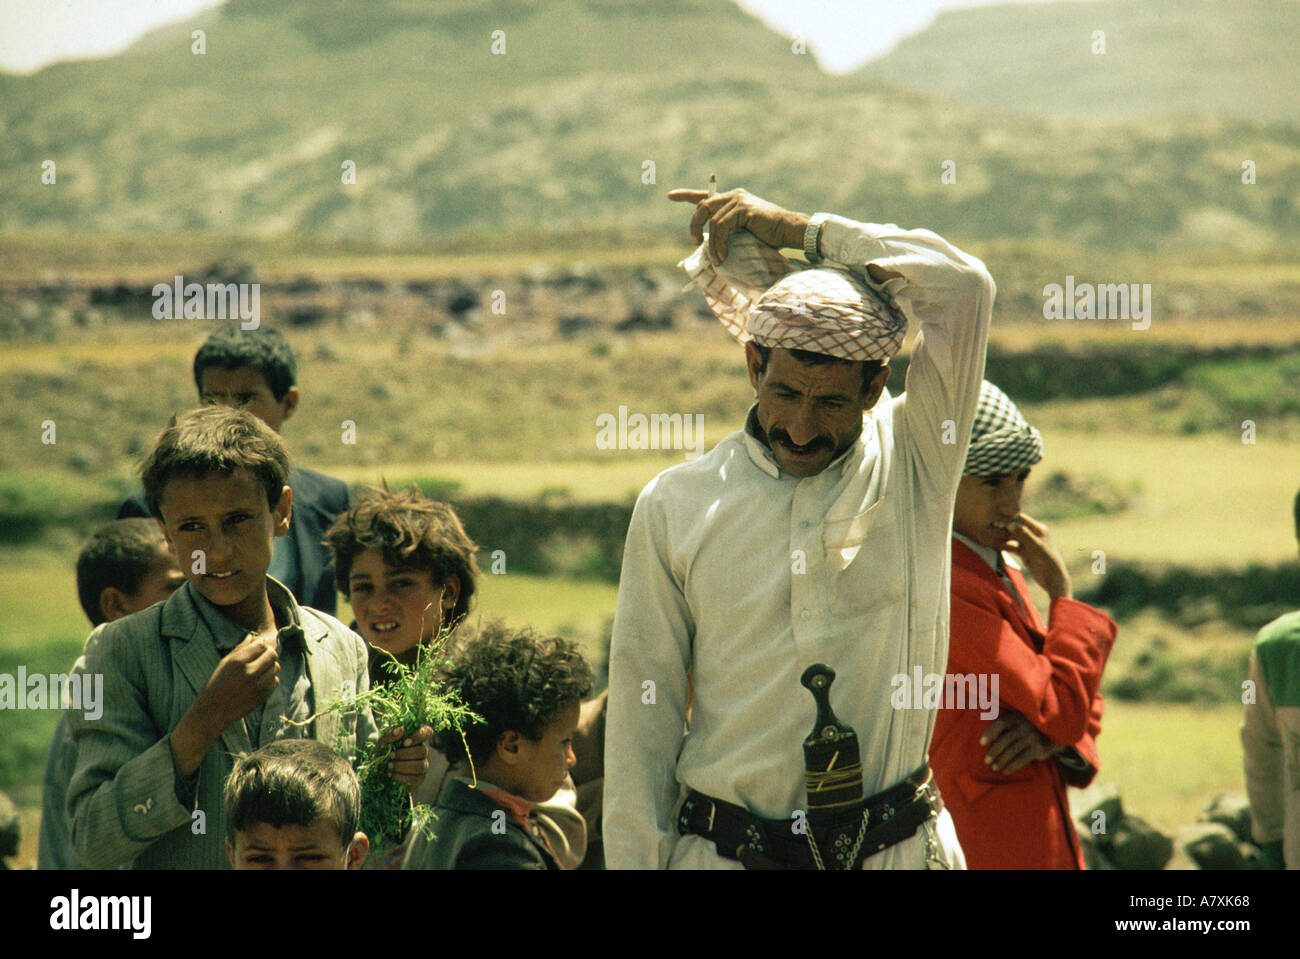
{"left": 1, "top": 543, "right": 620, "bottom": 869}
{"left": 1099, "top": 701, "right": 1250, "bottom": 834}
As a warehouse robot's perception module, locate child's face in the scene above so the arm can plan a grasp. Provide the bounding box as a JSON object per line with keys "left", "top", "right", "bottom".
{"left": 347, "top": 548, "right": 450, "bottom": 657}
{"left": 508, "top": 700, "right": 581, "bottom": 804}
{"left": 954, "top": 470, "right": 1030, "bottom": 551}
{"left": 199, "top": 366, "right": 299, "bottom": 433}
{"left": 157, "top": 468, "right": 291, "bottom": 623}
{"left": 227, "top": 822, "right": 368, "bottom": 870}
{"left": 121, "top": 545, "right": 187, "bottom": 614}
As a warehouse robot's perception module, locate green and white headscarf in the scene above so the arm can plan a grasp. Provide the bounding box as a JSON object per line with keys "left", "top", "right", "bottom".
{"left": 963, "top": 380, "right": 1043, "bottom": 477}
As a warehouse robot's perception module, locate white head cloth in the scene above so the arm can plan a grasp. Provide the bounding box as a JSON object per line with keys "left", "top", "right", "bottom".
{"left": 680, "top": 229, "right": 907, "bottom": 362}
{"left": 963, "top": 380, "right": 1044, "bottom": 477}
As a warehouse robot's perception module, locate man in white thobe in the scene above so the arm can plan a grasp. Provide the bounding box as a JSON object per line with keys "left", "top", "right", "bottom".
{"left": 604, "top": 187, "right": 993, "bottom": 869}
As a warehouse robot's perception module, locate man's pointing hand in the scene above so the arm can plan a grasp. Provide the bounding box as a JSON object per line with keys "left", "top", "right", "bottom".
{"left": 668, "top": 188, "right": 809, "bottom": 266}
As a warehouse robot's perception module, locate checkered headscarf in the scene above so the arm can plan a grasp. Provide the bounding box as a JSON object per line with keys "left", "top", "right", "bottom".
{"left": 680, "top": 229, "right": 907, "bottom": 362}
{"left": 963, "top": 380, "right": 1043, "bottom": 477}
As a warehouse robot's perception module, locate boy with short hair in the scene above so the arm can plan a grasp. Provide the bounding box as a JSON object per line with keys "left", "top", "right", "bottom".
{"left": 224, "top": 739, "right": 369, "bottom": 870}
{"left": 38, "top": 520, "right": 185, "bottom": 870}
{"left": 74, "top": 519, "right": 188, "bottom": 626}
{"left": 403, "top": 623, "right": 594, "bottom": 870}
{"left": 118, "top": 325, "right": 350, "bottom": 614}
{"left": 67, "top": 406, "right": 430, "bottom": 869}
{"left": 1241, "top": 484, "right": 1300, "bottom": 870}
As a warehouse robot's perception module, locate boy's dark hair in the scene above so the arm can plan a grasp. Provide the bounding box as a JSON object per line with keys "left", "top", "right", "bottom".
{"left": 140, "top": 406, "right": 292, "bottom": 519}
{"left": 75, "top": 519, "right": 169, "bottom": 626}
{"left": 224, "top": 739, "right": 360, "bottom": 849}
{"left": 754, "top": 343, "right": 884, "bottom": 396}
{"left": 435, "top": 621, "right": 593, "bottom": 766}
{"left": 325, "top": 486, "right": 479, "bottom": 624}
{"left": 193, "top": 326, "right": 297, "bottom": 401}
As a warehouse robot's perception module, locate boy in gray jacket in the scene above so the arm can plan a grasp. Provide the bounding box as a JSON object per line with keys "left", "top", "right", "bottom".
{"left": 67, "top": 407, "right": 430, "bottom": 869}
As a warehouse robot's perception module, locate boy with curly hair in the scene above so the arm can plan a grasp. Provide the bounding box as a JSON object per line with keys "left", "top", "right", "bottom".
{"left": 323, "top": 486, "right": 479, "bottom": 687}
{"left": 402, "top": 622, "right": 594, "bottom": 870}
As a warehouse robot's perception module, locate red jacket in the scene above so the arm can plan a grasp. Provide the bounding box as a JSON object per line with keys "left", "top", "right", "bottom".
{"left": 931, "top": 540, "right": 1117, "bottom": 868}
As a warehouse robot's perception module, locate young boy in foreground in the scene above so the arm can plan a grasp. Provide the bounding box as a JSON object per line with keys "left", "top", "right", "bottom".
{"left": 327, "top": 489, "right": 592, "bottom": 868}
{"left": 38, "top": 520, "right": 185, "bottom": 870}
{"left": 225, "top": 739, "right": 369, "bottom": 870}
{"left": 403, "top": 623, "right": 593, "bottom": 870}
{"left": 66, "top": 406, "right": 430, "bottom": 869}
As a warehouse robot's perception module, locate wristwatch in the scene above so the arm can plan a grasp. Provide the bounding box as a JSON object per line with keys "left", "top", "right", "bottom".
{"left": 803, "top": 212, "right": 829, "bottom": 265}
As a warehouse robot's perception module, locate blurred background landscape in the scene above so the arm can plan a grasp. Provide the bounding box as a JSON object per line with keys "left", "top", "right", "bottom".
{"left": 2, "top": 0, "right": 1298, "bottom": 868}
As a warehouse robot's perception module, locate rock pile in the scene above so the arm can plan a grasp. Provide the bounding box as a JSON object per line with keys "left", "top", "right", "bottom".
{"left": 1071, "top": 784, "right": 1270, "bottom": 869}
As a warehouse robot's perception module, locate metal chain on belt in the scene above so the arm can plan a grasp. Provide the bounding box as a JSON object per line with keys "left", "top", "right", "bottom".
{"left": 922, "top": 814, "right": 950, "bottom": 869}
{"left": 806, "top": 807, "right": 872, "bottom": 871}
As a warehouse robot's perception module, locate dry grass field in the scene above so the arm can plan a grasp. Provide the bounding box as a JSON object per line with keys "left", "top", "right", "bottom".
{"left": 4, "top": 270, "right": 1298, "bottom": 870}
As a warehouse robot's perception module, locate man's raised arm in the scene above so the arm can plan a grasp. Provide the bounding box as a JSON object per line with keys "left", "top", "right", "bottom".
{"left": 815, "top": 214, "right": 993, "bottom": 493}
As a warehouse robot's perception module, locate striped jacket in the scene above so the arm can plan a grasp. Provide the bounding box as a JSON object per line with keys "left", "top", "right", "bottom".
{"left": 66, "top": 577, "right": 376, "bottom": 870}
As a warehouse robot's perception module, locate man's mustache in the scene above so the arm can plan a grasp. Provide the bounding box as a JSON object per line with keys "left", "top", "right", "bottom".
{"left": 770, "top": 430, "right": 833, "bottom": 453}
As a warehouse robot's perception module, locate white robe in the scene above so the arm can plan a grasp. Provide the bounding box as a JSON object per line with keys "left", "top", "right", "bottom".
{"left": 604, "top": 215, "right": 994, "bottom": 869}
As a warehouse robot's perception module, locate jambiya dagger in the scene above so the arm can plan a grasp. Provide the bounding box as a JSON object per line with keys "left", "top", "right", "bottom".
{"left": 799, "top": 663, "right": 871, "bottom": 870}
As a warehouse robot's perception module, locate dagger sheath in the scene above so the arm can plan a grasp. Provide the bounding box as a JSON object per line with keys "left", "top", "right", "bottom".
{"left": 800, "top": 664, "right": 864, "bottom": 816}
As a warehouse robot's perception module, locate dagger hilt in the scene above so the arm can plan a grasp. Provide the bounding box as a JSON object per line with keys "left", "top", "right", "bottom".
{"left": 801, "top": 663, "right": 851, "bottom": 745}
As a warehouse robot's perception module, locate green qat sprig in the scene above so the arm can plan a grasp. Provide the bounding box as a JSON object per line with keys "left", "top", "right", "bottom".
{"left": 314, "top": 621, "right": 480, "bottom": 851}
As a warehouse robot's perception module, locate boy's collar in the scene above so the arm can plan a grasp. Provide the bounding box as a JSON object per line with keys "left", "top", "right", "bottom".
{"left": 161, "top": 577, "right": 313, "bottom": 652}
{"left": 952, "top": 531, "right": 1000, "bottom": 571}
{"left": 952, "top": 531, "right": 1021, "bottom": 574}
{"left": 447, "top": 776, "right": 535, "bottom": 830}
{"left": 476, "top": 786, "right": 535, "bottom": 829}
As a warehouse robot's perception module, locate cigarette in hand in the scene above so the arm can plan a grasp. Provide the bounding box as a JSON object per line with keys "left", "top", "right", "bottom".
{"left": 704, "top": 174, "right": 716, "bottom": 242}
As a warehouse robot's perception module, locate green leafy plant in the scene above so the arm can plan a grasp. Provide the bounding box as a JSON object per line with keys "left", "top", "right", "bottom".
{"left": 311, "top": 625, "right": 479, "bottom": 851}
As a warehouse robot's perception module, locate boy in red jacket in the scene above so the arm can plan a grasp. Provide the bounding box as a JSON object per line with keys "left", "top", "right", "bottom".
{"left": 931, "top": 381, "right": 1118, "bottom": 868}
